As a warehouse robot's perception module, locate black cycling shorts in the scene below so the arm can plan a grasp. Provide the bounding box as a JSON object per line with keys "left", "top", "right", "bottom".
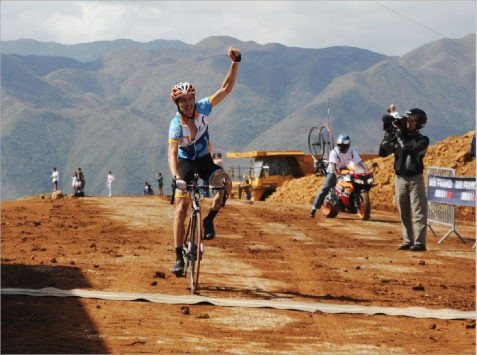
{"left": 178, "top": 153, "right": 225, "bottom": 184}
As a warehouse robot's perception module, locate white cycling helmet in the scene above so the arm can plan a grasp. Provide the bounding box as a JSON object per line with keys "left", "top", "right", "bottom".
{"left": 171, "top": 82, "right": 196, "bottom": 102}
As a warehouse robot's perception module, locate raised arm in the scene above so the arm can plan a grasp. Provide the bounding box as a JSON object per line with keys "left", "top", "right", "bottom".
{"left": 211, "top": 47, "right": 241, "bottom": 106}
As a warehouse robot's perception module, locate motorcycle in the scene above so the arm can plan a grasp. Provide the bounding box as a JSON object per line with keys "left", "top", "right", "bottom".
{"left": 321, "top": 162, "right": 378, "bottom": 221}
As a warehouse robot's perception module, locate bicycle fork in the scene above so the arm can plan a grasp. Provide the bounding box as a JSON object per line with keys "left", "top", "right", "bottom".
{"left": 183, "top": 208, "right": 204, "bottom": 262}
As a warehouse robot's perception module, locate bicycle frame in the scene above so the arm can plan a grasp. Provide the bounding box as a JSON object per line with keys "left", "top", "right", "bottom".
{"left": 170, "top": 174, "right": 228, "bottom": 293}
{"left": 183, "top": 184, "right": 203, "bottom": 293}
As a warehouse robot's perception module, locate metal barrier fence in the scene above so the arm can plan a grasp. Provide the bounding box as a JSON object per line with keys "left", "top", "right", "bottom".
{"left": 427, "top": 166, "right": 466, "bottom": 244}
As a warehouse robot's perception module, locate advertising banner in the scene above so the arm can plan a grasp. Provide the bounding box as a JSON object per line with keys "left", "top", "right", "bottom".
{"left": 428, "top": 175, "right": 476, "bottom": 207}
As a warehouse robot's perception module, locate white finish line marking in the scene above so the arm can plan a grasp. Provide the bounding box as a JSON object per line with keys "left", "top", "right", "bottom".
{"left": 1, "top": 287, "right": 474, "bottom": 320}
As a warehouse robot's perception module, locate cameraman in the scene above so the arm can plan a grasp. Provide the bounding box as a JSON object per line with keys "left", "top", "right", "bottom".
{"left": 379, "top": 109, "right": 429, "bottom": 251}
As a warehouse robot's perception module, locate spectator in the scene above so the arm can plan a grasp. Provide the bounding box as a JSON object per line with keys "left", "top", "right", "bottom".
{"left": 214, "top": 152, "right": 225, "bottom": 168}
{"left": 389, "top": 104, "right": 400, "bottom": 118}
{"left": 51, "top": 167, "right": 59, "bottom": 192}
{"left": 156, "top": 173, "right": 164, "bottom": 196}
{"left": 72, "top": 171, "right": 78, "bottom": 194}
{"left": 144, "top": 182, "right": 154, "bottom": 196}
{"left": 106, "top": 171, "right": 115, "bottom": 196}
{"left": 77, "top": 168, "right": 86, "bottom": 195}
{"left": 240, "top": 177, "right": 253, "bottom": 200}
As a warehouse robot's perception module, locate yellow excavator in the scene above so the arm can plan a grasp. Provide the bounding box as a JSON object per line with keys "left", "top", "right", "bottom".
{"left": 226, "top": 150, "right": 316, "bottom": 201}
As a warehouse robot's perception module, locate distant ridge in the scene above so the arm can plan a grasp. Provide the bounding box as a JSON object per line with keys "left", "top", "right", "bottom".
{"left": 1, "top": 38, "right": 191, "bottom": 62}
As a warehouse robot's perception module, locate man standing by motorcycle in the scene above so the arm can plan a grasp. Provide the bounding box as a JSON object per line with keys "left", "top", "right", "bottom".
{"left": 379, "top": 108, "right": 429, "bottom": 251}
{"left": 310, "top": 134, "right": 368, "bottom": 218}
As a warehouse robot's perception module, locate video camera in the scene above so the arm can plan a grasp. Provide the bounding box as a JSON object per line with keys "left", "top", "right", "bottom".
{"left": 382, "top": 114, "right": 406, "bottom": 133}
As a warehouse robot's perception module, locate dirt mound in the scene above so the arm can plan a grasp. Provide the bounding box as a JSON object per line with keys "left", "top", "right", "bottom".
{"left": 268, "top": 131, "right": 476, "bottom": 221}
{"left": 17, "top": 192, "right": 78, "bottom": 200}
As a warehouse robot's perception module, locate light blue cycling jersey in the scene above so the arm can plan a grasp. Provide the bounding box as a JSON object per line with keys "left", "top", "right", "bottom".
{"left": 168, "top": 97, "right": 216, "bottom": 160}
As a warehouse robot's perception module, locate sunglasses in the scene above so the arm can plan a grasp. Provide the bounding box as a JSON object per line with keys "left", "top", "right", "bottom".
{"left": 407, "top": 117, "right": 418, "bottom": 122}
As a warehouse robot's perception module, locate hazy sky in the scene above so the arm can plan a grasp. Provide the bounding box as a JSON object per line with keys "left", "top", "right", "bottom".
{"left": 1, "top": 1, "right": 475, "bottom": 56}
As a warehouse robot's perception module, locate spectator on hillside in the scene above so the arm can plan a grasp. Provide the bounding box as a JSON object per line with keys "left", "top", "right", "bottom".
{"left": 77, "top": 168, "right": 86, "bottom": 195}
{"left": 389, "top": 104, "right": 400, "bottom": 118}
{"left": 156, "top": 173, "right": 164, "bottom": 196}
{"left": 106, "top": 171, "right": 115, "bottom": 196}
{"left": 144, "top": 182, "right": 154, "bottom": 196}
{"left": 51, "top": 167, "right": 59, "bottom": 192}
{"left": 75, "top": 174, "right": 85, "bottom": 197}
{"left": 72, "top": 171, "right": 78, "bottom": 194}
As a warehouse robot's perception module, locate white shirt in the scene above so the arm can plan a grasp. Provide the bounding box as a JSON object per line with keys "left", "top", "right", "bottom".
{"left": 214, "top": 159, "right": 225, "bottom": 168}
{"left": 52, "top": 171, "right": 59, "bottom": 182}
{"left": 327, "top": 148, "right": 363, "bottom": 173}
{"left": 107, "top": 174, "right": 115, "bottom": 184}
{"left": 390, "top": 111, "right": 400, "bottom": 118}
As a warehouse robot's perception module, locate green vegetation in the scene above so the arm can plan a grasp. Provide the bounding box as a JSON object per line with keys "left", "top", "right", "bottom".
{"left": 1, "top": 35, "right": 475, "bottom": 200}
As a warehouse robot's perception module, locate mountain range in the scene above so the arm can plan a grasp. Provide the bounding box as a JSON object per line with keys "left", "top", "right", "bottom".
{"left": 1, "top": 35, "right": 475, "bottom": 200}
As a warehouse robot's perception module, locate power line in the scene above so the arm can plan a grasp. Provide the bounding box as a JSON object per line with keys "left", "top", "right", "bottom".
{"left": 372, "top": 1, "right": 475, "bottom": 53}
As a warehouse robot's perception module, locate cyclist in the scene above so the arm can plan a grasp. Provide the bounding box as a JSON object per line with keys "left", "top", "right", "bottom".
{"left": 309, "top": 134, "right": 368, "bottom": 218}
{"left": 168, "top": 47, "right": 241, "bottom": 276}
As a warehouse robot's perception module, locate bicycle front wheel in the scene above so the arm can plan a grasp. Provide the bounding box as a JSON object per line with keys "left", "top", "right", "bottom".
{"left": 308, "top": 126, "right": 322, "bottom": 159}
{"left": 189, "top": 212, "right": 202, "bottom": 294}
{"left": 319, "top": 125, "right": 334, "bottom": 163}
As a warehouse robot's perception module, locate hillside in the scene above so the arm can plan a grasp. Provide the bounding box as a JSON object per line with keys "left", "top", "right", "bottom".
{"left": 1, "top": 38, "right": 190, "bottom": 62}
{"left": 268, "top": 131, "right": 476, "bottom": 221}
{"left": 1, "top": 35, "right": 475, "bottom": 200}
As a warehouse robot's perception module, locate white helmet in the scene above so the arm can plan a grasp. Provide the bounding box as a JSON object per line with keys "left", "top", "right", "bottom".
{"left": 171, "top": 82, "right": 196, "bottom": 102}
{"left": 336, "top": 134, "right": 351, "bottom": 153}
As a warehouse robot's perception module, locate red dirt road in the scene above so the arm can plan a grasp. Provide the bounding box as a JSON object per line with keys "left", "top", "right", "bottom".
{"left": 1, "top": 196, "right": 475, "bottom": 354}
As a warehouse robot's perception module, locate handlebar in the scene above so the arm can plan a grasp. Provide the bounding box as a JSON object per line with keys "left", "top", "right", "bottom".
{"left": 170, "top": 174, "right": 228, "bottom": 207}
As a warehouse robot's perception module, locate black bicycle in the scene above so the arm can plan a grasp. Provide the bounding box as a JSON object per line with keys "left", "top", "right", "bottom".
{"left": 170, "top": 174, "right": 228, "bottom": 293}
{"left": 308, "top": 125, "right": 334, "bottom": 177}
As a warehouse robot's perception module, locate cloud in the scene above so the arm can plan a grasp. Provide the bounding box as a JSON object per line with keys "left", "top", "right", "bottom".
{"left": 1, "top": 1, "right": 475, "bottom": 56}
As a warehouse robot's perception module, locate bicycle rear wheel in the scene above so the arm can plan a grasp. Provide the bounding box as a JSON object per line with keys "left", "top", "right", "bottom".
{"left": 308, "top": 126, "right": 322, "bottom": 159}
{"left": 319, "top": 125, "right": 334, "bottom": 163}
{"left": 189, "top": 212, "right": 202, "bottom": 294}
